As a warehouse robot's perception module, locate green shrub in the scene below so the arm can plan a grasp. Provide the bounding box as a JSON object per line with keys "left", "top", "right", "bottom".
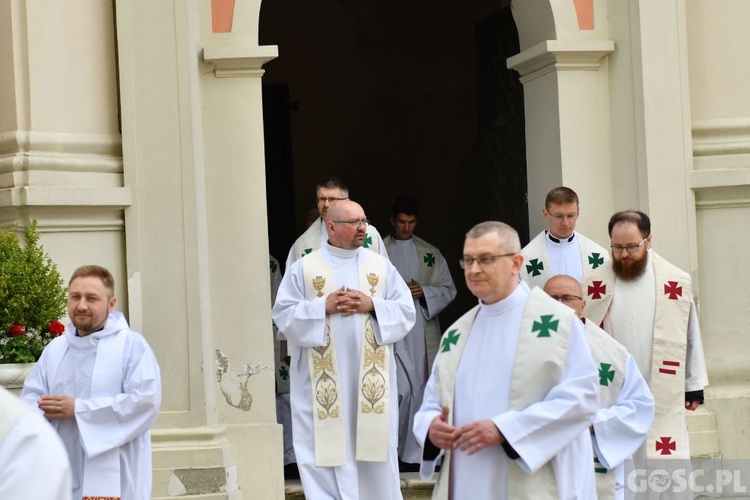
{"left": 0, "top": 220, "right": 67, "bottom": 363}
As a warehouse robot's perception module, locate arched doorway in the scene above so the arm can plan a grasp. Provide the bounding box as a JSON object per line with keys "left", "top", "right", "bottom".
{"left": 260, "top": 0, "right": 527, "bottom": 319}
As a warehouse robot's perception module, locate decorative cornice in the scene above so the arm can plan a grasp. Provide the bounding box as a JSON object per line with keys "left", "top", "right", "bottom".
{"left": 692, "top": 118, "right": 750, "bottom": 158}
{"left": 507, "top": 39, "right": 615, "bottom": 83}
{"left": 201, "top": 42, "right": 278, "bottom": 78}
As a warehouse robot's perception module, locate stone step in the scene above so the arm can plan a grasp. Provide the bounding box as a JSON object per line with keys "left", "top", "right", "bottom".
{"left": 285, "top": 473, "right": 436, "bottom": 499}
{"left": 687, "top": 406, "right": 721, "bottom": 458}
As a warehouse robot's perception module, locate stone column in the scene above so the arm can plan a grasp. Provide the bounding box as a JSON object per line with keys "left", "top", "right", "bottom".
{"left": 115, "top": 0, "right": 281, "bottom": 497}
{"left": 0, "top": 0, "right": 128, "bottom": 295}
{"left": 507, "top": 39, "right": 615, "bottom": 245}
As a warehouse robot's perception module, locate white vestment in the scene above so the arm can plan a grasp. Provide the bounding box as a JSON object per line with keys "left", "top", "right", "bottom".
{"left": 285, "top": 217, "right": 389, "bottom": 270}
{"left": 22, "top": 312, "right": 162, "bottom": 500}
{"left": 413, "top": 283, "right": 599, "bottom": 499}
{"left": 584, "top": 251, "right": 709, "bottom": 460}
{"left": 384, "top": 235, "right": 456, "bottom": 463}
{"left": 584, "top": 320, "right": 654, "bottom": 500}
{"left": 521, "top": 230, "right": 609, "bottom": 289}
{"left": 0, "top": 385, "right": 72, "bottom": 499}
{"left": 272, "top": 243, "right": 415, "bottom": 500}
{"left": 271, "top": 254, "right": 296, "bottom": 466}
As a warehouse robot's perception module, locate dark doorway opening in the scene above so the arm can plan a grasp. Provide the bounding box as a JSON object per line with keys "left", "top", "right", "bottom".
{"left": 261, "top": 0, "right": 526, "bottom": 321}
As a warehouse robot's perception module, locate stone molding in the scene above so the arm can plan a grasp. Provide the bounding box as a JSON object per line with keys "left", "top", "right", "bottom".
{"left": 507, "top": 39, "right": 614, "bottom": 83}
{"left": 201, "top": 42, "right": 278, "bottom": 78}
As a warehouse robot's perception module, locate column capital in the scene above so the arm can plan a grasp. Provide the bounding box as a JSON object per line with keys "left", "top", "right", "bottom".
{"left": 202, "top": 42, "right": 278, "bottom": 78}
{"left": 507, "top": 40, "right": 614, "bottom": 82}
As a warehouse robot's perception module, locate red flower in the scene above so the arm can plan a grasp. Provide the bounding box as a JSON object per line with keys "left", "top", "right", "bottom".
{"left": 48, "top": 321, "right": 65, "bottom": 335}
{"left": 9, "top": 324, "right": 27, "bottom": 336}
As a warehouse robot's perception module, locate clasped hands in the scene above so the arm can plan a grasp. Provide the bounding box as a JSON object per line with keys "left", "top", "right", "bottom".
{"left": 325, "top": 286, "right": 374, "bottom": 316}
{"left": 428, "top": 406, "right": 503, "bottom": 456}
{"left": 38, "top": 394, "right": 76, "bottom": 420}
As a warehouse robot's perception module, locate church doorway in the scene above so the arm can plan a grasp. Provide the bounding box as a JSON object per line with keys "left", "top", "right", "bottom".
{"left": 260, "top": 0, "right": 527, "bottom": 320}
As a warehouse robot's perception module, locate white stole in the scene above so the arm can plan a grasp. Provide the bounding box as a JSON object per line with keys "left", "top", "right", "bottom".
{"left": 432, "top": 287, "right": 573, "bottom": 500}
{"left": 302, "top": 249, "right": 390, "bottom": 466}
{"left": 582, "top": 252, "right": 690, "bottom": 459}
{"left": 584, "top": 319, "right": 628, "bottom": 500}
{"left": 521, "top": 231, "right": 609, "bottom": 289}
{"left": 383, "top": 234, "right": 444, "bottom": 368}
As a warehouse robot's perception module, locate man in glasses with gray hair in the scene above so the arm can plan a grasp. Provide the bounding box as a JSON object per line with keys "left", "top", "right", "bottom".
{"left": 521, "top": 186, "right": 609, "bottom": 289}
{"left": 414, "top": 221, "right": 599, "bottom": 499}
{"left": 581, "top": 210, "right": 708, "bottom": 466}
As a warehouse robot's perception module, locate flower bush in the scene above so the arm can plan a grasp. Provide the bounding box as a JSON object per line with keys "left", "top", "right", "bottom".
{"left": 0, "top": 220, "right": 67, "bottom": 363}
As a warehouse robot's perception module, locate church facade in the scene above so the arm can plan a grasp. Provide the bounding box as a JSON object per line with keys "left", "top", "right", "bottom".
{"left": 0, "top": 0, "right": 746, "bottom": 497}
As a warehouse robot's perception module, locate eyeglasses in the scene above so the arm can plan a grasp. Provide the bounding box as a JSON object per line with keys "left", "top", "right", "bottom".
{"left": 459, "top": 253, "right": 515, "bottom": 269}
{"left": 548, "top": 212, "right": 578, "bottom": 222}
{"left": 332, "top": 218, "right": 370, "bottom": 227}
{"left": 611, "top": 236, "right": 649, "bottom": 253}
{"left": 549, "top": 294, "right": 583, "bottom": 303}
{"left": 317, "top": 196, "right": 349, "bottom": 204}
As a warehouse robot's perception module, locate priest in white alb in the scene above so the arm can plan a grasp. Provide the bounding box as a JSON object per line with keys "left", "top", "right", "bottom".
{"left": 382, "top": 195, "right": 456, "bottom": 468}
{"left": 286, "top": 177, "right": 388, "bottom": 269}
{"left": 544, "top": 274, "right": 654, "bottom": 500}
{"left": 273, "top": 200, "right": 415, "bottom": 500}
{"left": 582, "top": 211, "right": 708, "bottom": 463}
{"left": 521, "top": 186, "right": 609, "bottom": 289}
{"left": 22, "top": 265, "right": 162, "bottom": 500}
{"left": 414, "top": 221, "right": 599, "bottom": 499}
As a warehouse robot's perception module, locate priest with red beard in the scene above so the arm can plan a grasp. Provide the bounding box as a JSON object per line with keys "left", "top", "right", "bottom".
{"left": 581, "top": 211, "right": 708, "bottom": 465}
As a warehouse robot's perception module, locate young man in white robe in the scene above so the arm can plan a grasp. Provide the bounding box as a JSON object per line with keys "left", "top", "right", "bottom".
{"left": 273, "top": 200, "right": 416, "bottom": 500}
{"left": 582, "top": 211, "right": 708, "bottom": 464}
{"left": 0, "top": 385, "right": 72, "bottom": 498}
{"left": 382, "top": 195, "right": 457, "bottom": 468}
{"left": 414, "top": 221, "right": 600, "bottom": 500}
{"left": 544, "top": 274, "right": 654, "bottom": 500}
{"left": 286, "top": 177, "right": 388, "bottom": 269}
{"left": 22, "top": 265, "right": 162, "bottom": 500}
{"left": 521, "top": 186, "right": 609, "bottom": 289}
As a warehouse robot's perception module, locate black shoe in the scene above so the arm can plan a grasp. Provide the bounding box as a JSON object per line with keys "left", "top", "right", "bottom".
{"left": 398, "top": 460, "right": 420, "bottom": 473}
{"left": 284, "top": 463, "right": 300, "bottom": 479}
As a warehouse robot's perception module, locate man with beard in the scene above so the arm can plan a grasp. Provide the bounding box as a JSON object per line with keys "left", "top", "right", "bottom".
{"left": 273, "top": 200, "right": 415, "bottom": 500}
{"left": 286, "top": 177, "right": 388, "bottom": 270}
{"left": 582, "top": 211, "right": 708, "bottom": 462}
{"left": 22, "top": 265, "right": 162, "bottom": 500}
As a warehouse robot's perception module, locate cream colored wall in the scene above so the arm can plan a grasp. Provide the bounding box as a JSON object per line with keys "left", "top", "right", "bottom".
{"left": 509, "top": 1, "right": 614, "bottom": 247}
{"left": 115, "top": 0, "right": 282, "bottom": 496}
{"left": 0, "top": 0, "right": 129, "bottom": 310}
{"left": 686, "top": 0, "right": 750, "bottom": 458}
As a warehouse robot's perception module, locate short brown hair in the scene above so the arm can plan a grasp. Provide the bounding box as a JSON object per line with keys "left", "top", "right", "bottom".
{"left": 608, "top": 210, "right": 650, "bottom": 238}
{"left": 69, "top": 265, "right": 115, "bottom": 298}
{"left": 545, "top": 187, "right": 579, "bottom": 209}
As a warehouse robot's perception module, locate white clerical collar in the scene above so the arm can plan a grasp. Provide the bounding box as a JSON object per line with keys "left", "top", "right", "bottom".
{"left": 546, "top": 229, "right": 576, "bottom": 245}
{"left": 479, "top": 280, "right": 530, "bottom": 316}
{"left": 326, "top": 242, "right": 359, "bottom": 259}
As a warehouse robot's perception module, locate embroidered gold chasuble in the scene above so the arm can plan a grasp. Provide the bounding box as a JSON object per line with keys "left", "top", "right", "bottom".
{"left": 302, "top": 249, "right": 391, "bottom": 465}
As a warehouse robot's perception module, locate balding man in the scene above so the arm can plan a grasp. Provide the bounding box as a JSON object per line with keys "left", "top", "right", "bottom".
{"left": 544, "top": 275, "right": 654, "bottom": 500}
{"left": 414, "top": 221, "right": 599, "bottom": 499}
{"left": 273, "top": 200, "right": 415, "bottom": 500}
